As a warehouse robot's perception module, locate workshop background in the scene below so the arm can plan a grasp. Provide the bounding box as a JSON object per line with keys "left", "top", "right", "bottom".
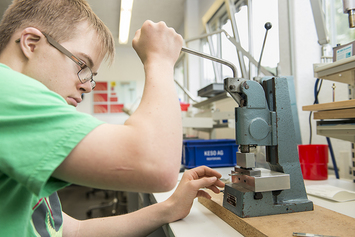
{"left": 1, "top": 0, "right": 354, "bottom": 235}
{"left": 0, "top": 0, "right": 351, "bottom": 173}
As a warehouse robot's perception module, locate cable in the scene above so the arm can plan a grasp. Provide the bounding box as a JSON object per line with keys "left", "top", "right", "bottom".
{"left": 311, "top": 78, "right": 339, "bottom": 179}
{"left": 326, "top": 137, "right": 339, "bottom": 179}
{"left": 308, "top": 111, "right": 313, "bottom": 145}
{"left": 309, "top": 79, "right": 323, "bottom": 144}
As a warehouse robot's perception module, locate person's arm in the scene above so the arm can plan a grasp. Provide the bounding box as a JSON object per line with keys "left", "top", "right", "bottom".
{"left": 52, "top": 21, "right": 184, "bottom": 193}
{"left": 62, "top": 166, "right": 225, "bottom": 237}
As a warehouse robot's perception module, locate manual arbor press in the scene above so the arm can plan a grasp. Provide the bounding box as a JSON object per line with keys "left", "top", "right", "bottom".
{"left": 222, "top": 77, "right": 313, "bottom": 218}
{"left": 181, "top": 46, "right": 313, "bottom": 218}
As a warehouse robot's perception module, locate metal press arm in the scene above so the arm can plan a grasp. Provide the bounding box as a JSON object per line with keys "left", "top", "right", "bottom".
{"left": 181, "top": 46, "right": 238, "bottom": 78}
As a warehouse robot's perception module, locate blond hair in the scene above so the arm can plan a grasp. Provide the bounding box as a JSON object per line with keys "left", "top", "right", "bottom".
{"left": 0, "top": 0, "right": 115, "bottom": 63}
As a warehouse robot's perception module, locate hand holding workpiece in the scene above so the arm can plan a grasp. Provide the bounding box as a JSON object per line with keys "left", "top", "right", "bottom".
{"left": 164, "top": 166, "right": 225, "bottom": 222}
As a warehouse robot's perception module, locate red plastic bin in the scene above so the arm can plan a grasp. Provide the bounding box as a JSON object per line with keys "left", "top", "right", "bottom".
{"left": 298, "top": 144, "right": 328, "bottom": 180}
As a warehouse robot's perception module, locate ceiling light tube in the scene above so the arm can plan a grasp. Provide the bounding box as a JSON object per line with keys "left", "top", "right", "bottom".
{"left": 119, "top": 0, "right": 134, "bottom": 44}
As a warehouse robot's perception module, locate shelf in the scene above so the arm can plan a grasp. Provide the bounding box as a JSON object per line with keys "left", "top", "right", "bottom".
{"left": 317, "top": 120, "right": 355, "bottom": 143}
{"left": 303, "top": 99, "right": 355, "bottom": 111}
{"left": 313, "top": 56, "right": 355, "bottom": 85}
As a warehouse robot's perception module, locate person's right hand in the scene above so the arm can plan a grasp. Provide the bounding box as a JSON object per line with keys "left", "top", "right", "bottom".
{"left": 132, "top": 20, "right": 183, "bottom": 67}
{"left": 163, "top": 166, "right": 225, "bottom": 222}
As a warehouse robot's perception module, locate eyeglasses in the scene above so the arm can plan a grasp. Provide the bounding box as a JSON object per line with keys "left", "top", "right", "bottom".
{"left": 15, "top": 33, "right": 96, "bottom": 89}
{"left": 41, "top": 32, "right": 96, "bottom": 90}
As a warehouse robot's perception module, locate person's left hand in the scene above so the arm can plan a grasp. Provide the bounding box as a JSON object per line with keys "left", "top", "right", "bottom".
{"left": 163, "top": 166, "right": 225, "bottom": 222}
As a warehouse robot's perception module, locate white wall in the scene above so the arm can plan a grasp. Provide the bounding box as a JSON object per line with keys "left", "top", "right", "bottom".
{"left": 76, "top": 46, "right": 144, "bottom": 124}
{"left": 184, "top": 0, "right": 216, "bottom": 98}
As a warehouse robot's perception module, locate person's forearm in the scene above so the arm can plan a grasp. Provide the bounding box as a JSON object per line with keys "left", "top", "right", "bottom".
{"left": 124, "top": 61, "right": 182, "bottom": 187}
{"left": 128, "top": 61, "right": 182, "bottom": 149}
{"left": 73, "top": 200, "right": 174, "bottom": 237}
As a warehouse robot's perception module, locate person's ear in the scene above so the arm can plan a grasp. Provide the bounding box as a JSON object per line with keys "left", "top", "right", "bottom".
{"left": 18, "top": 27, "right": 45, "bottom": 59}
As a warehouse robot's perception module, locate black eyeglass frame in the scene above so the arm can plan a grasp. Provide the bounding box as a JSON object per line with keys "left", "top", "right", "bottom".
{"left": 16, "top": 32, "right": 96, "bottom": 89}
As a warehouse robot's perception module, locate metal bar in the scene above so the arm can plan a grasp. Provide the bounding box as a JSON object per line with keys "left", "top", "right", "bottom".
{"left": 205, "top": 24, "right": 222, "bottom": 82}
{"left": 222, "top": 29, "right": 272, "bottom": 76}
{"left": 225, "top": 0, "right": 247, "bottom": 78}
{"left": 248, "top": 0, "right": 254, "bottom": 79}
{"left": 174, "top": 79, "right": 198, "bottom": 103}
{"left": 184, "top": 28, "right": 273, "bottom": 77}
{"left": 181, "top": 46, "right": 238, "bottom": 78}
{"left": 184, "top": 29, "right": 226, "bottom": 43}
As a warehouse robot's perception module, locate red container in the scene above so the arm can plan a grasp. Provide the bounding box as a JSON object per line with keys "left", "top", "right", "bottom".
{"left": 180, "top": 103, "right": 190, "bottom": 111}
{"left": 298, "top": 144, "right": 328, "bottom": 180}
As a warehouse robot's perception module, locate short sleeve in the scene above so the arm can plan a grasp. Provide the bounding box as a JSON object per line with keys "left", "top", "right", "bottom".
{"left": 0, "top": 64, "right": 104, "bottom": 197}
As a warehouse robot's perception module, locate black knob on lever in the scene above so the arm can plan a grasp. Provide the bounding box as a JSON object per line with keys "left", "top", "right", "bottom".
{"left": 257, "top": 22, "right": 272, "bottom": 77}
{"left": 264, "top": 22, "right": 272, "bottom": 31}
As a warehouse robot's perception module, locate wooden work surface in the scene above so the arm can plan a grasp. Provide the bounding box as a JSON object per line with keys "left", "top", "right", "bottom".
{"left": 198, "top": 190, "right": 355, "bottom": 237}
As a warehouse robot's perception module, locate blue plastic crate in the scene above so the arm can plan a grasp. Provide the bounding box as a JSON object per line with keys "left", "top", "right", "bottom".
{"left": 182, "top": 139, "right": 238, "bottom": 168}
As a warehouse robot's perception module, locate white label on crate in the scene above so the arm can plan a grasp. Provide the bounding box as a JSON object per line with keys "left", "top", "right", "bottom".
{"left": 204, "top": 150, "right": 224, "bottom": 156}
{"left": 336, "top": 44, "right": 352, "bottom": 61}
{"left": 206, "top": 157, "right": 222, "bottom": 161}
{"left": 205, "top": 150, "right": 223, "bottom": 161}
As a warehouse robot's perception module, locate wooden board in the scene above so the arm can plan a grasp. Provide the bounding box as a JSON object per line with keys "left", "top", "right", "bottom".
{"left": 314, "top": 108, "right": 355, "bottom": 119}
{"left": 198, "top": 190, "right": 355, "bottom": 237}
{"left": 302, "top": 99, "right": 355, "bottom": 111}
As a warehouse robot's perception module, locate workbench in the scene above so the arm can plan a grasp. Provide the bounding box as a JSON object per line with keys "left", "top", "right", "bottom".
{"left": 150, "top": 167, "right": 355, "bottom": 237}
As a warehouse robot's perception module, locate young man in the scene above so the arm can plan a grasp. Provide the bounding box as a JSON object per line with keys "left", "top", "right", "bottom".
{"left": 0, "top": 0, "right": 224, "bottom": 236}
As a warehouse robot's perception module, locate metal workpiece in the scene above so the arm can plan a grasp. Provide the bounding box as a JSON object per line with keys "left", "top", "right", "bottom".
{"left": 230, "top": 168, "right": 290, "bottom": 193}
{"left": 236, "top": 153, "right": 256, "bottom": 168}
{"left": 230, "top": 167, "right": 261, "bottom": 177}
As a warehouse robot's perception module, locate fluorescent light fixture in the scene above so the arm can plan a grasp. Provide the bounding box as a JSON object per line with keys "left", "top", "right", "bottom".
{"left": 119, "top": 0, "right": 134, "bottom": 44}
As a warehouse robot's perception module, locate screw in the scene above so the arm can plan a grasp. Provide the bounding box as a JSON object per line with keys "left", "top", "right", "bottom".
{"left": 242, "top": 81, "right": 249, "bottom": 89}
{"left": 229, "top": 85, "right": 236, "bottom": 90}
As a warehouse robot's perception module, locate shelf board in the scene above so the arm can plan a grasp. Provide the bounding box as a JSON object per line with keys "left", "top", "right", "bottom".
{"left": 302, "top": 99, "right": 355, "bottom": 111}
{"left": 313, "top": 56, "right": 355, "bottom": 85}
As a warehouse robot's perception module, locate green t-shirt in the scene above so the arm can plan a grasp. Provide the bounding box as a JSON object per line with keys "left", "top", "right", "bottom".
{"left": 0, "top": 63, "right": 105, "bottom": 236}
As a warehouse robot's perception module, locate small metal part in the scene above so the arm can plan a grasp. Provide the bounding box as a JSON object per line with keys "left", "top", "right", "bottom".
{"left": 226, "top": 193, "right": 237, "bottom": 207}
{"left": 292, "top": 232, "right": 339, "bottom": 237}
{"left": 236, "top": 153, "right": 256, "bottom": 168}
{"left": 240, "top": 145, "right": 250, "bottom": 153}
{"left": 233, "top": 167, "right": 261, "bottom": 177}
{"left": 349, "top": 9, "right": 355, "bottom": 28}
{"left": 343, "top": 0, "right": 355, "bottom": 28}
{"left": 243, "top": 81, "right": 249, "bottom": 89}
{"left": 254, "top": 192, "right": 263, "bottom": 200}
{"left": 332, "top": 83, "right": 336, "bottom": 102}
